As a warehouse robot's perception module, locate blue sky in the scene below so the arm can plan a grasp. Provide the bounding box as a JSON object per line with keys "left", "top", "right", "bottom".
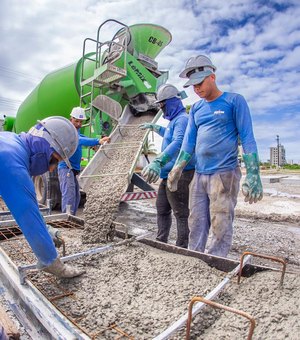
{"left": 0, "top": 0, "right": 299, "bottom": 162}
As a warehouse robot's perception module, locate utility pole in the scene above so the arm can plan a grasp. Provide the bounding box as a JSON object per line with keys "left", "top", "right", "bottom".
{"left": 276, "top": 135, "right": 280, "bottom": 168}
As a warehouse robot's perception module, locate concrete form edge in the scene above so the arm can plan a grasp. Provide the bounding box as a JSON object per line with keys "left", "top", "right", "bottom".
{"left": 0, "top": 248, "right": 90, "bottom": 340}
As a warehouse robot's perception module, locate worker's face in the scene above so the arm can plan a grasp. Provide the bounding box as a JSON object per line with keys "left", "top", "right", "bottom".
{"left": 49, "top": 152, "right": 62, "bottom": 173}
{"left": 71, "top": 117, "right": 85, "bottom": 130}
{"left": 193, "top": 74, "right": 216, "bottom": 100}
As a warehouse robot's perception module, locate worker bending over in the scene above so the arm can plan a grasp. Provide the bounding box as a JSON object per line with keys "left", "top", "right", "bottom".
{"left": 168, "top": 55, "right": 263, "bottom": 257}
{"left": 58, "top": 107, "right": 110, "bottom": 215}
{"left": 0, "top": 116, "right": 85, "bottom": 278}
{"left": 140, "top": 84, "right": 195, "bottom": 248}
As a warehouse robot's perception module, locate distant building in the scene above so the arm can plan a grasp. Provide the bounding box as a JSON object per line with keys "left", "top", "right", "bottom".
{"left": 270, "top": 144, "right": 286, "bottom": 166}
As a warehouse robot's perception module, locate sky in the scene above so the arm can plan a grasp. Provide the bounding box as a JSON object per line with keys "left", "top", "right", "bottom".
{"left": 0, "top": 0, "right": 300, "bottom": 163}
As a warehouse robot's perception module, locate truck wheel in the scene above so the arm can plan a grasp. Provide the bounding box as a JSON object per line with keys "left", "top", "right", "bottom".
{"left": 33, "top": 170, "right": 62, "bottom": 210}
{"left": 33, "top": 174, "right": 47, "bottom": 205}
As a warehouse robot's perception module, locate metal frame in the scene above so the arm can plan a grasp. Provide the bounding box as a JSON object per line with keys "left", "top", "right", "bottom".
{"left": 0, "top": 198, "right": 51, "bottom": 221}
{"left": 0, "top": 249, "right": 89, "bottom": 339}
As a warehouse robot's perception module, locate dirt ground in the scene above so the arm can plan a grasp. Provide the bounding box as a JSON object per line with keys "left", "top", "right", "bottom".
{"left": 0, "top": 172, "right": 300, "bottom": 339}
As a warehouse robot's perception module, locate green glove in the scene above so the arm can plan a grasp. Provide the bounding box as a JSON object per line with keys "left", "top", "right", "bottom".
{"left": 142, "top": 152, "right": 170, "bottom": 183}
{"left": 167, "top": 150, "right": 192, "bottom": 192}
{"left": 139, "top": 123, "right": 161, "bottom": 134}
{"left": 242, "top": 153, "right": 263, "bottom": 204}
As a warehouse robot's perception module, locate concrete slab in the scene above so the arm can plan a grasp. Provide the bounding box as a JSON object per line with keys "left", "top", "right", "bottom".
{"left": 280, "top": 177, "right": 300, "bottom": 185}
{"left": 261, "top": 176, "right": 287, "bottom": 184}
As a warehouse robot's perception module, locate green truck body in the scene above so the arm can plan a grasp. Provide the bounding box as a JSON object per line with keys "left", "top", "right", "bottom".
{"left": 2, "top": 20, "right": 171, "bottom": 208}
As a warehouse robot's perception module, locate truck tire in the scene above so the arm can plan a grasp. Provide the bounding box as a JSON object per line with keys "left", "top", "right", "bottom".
{"left": 33, "top": 170, "right": 62, "bottom": 210}
{"left": 33, "top": 174, "right": 47, "bottom": 205}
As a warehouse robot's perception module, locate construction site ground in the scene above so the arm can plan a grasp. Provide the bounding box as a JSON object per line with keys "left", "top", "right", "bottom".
{"left": 0, "top": 170, "right": 299, "bottom": 339}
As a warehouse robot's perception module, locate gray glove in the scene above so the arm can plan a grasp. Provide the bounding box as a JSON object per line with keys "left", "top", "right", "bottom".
{"left": 167, "top": 150, "right": 192, "bottom": 192}
{"left": 46, "top": 224, "right": 63, "bottom": 248}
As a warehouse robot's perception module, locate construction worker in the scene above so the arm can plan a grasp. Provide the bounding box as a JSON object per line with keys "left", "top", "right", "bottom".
{"left": 168, "top": 55, "right": 263, "bottom": 257}
{"left": 0, "top": 116, "right": 85, "bottom": 278}
{"left": 58, "top": 107, "right": 110, "bottom": 215}
{"left": 140, "top": 84, "right": 195, "bottom": 248}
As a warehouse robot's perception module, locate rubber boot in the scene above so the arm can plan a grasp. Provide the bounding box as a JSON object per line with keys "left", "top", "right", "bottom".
{"left": 42, "top": 258, "right": 85, "bottom": 278}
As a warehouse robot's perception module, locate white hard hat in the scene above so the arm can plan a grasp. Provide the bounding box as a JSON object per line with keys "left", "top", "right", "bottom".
{"left": 155, "top": 84, "right": 183, "bottom": 103}
{"left": 28, "top": 116, "right": 78, "bottom": 169}
{"left": 179, "top": 55, "right": 217, "bottom": 78}
{"left": 70, "top": 107, "right": 86, "bottom": 120}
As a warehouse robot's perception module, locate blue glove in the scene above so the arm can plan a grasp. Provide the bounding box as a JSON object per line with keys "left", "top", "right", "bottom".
{"left": 142, "top": 153, "right": 170, "bottom": 183}
{"left": 139, "top": 123, "right": 161, "bottom": 134}
{"left": 242, "top": 153, "right": 263, "bottom": 204}
{"left": 167, "top": 150, "right": 192, "bottom": 192}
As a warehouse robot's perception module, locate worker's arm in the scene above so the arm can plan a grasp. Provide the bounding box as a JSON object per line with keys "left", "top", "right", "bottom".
{"left": 233, "top": 95, "right": 263, "bottom": 204}
{"left": 0, "top": 164, "right": 58, "bottom": 266}
{"left": 79, "top": 134, "right": 111, "bottom": 148}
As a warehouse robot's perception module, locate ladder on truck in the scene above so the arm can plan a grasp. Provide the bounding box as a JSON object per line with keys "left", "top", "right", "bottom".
{"left": 78, "top": 20, "right": 157, "bottom": 202}
{"left": 79, "top": 20, "right": 129, "bottom": 130}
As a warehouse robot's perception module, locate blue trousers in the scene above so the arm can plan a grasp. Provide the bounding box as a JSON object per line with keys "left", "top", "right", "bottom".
{"left": 58, "top": 168, "right": 81, "bottom": 215}
{"left": 156, "top": 170, "right": 194, "bottom": 248}
{"left": 188, "top": 168, "right": 241, "bottom": 257}
{"left": 0, "top": 325, "right": 8, "bottom": 340}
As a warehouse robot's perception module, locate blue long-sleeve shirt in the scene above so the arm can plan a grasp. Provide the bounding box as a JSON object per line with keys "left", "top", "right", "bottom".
{"left": 0, "top": 132, "right": 57, "bottom": 266}
{"left": 182, "top": 92, "right": 257, "bottom": 174}
{"left": 157, "top": 110, "right": 195, "bottom": 179}
{"left": 58, "top": 132, "right": 99, "bottom": 171}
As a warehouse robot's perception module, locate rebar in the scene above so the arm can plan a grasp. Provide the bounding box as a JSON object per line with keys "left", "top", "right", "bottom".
{"left": 186, "top": 297, "right": 256, "bottom": 340}
{"left": 238, "top": 251, "right": 287, "bottom": 286}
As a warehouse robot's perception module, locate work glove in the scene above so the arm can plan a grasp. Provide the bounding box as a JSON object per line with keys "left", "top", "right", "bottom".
{"left": 142, "top": 152, "right": 170, "bottom": 183}
{"left": 242, "top": 152, "right": 263, "bottom": 204}
{"left": 41, "top": 258, "right": 85, "bottom": 278}
{"left": 167, "top": 150, "right": 192, "bottom": 192}
{"left": 100, "top": 136, "right": 111, "bottom": 145}
{"left": 46, "top": 224, "right": 63, "bottom": 248}
{"left": 139, "top": 123, "right": 161, "bottom": 134}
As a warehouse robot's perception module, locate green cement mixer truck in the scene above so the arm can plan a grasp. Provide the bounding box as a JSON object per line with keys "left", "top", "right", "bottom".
{"left": 3, "top": 19, "right": 171, "bottom": 208}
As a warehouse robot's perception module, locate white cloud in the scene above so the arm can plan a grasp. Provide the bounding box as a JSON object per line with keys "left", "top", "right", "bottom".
{"left": 0, "top": 0, "right": 299, "bottom": 161}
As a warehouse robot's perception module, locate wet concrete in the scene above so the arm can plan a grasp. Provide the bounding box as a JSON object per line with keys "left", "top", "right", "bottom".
{"left": 82, "top": 113, "right": 154, "bottom": 244}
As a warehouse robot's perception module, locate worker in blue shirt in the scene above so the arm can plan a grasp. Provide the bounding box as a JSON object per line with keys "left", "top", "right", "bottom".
{"left": 58, "top": 107, "right": 110, "bottom": 215}
{"left": 140, "top": 84, "right": 195, "bottom": 248}
{"left": 168, "top": 55, "right": 263, "bottom": 257}
{"left": 0, "top": 116, "right": 85, "bottom": 278}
